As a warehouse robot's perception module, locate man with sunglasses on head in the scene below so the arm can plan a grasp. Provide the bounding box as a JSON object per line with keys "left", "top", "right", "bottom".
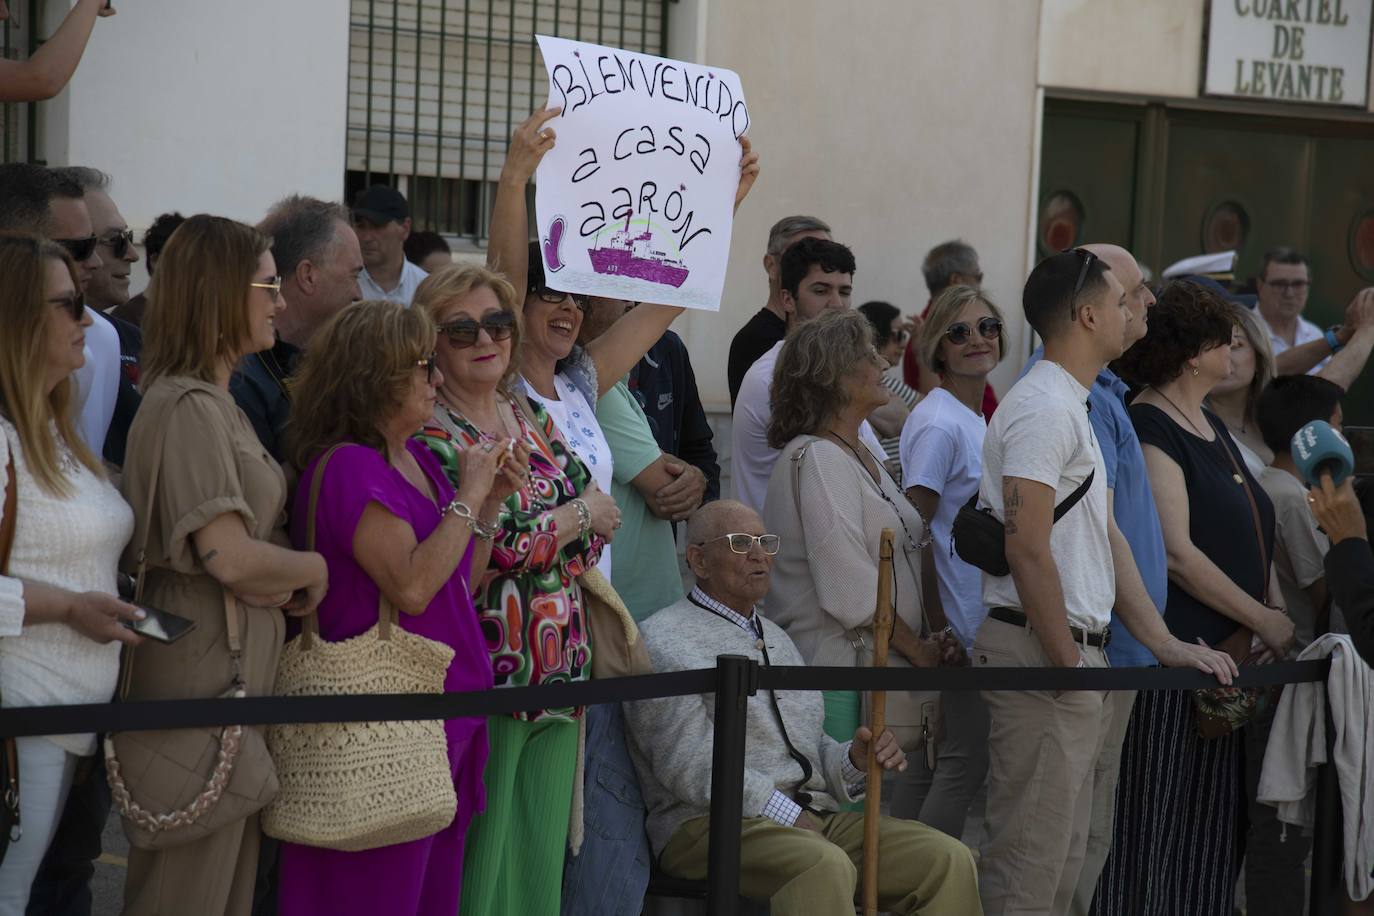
{"left": 352, "top": 184, "right": 428, "bottom": 306}
{"left": 231, "top": 195, "right": 364, "bottom": 462}
{"left": 974, "top": 249, "right": 1237, "bottom": 916}
{"left": 623, "top": 499, "right": 982, "bottom": 916}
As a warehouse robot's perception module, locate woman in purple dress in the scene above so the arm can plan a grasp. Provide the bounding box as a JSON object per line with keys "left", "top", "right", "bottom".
{"left": 278, "top": 300, "right": 528, "bottom": 916}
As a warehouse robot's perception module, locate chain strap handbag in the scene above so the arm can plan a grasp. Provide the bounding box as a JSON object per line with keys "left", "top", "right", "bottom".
{"left": 1192, "top": 415, "right": 1282, "bottom": 739}
{"left": 262, "top": 444, "right": 458, "bottom": 852}
{"left": 0, "top": 450, "right": 20, "bottom": 864}
{"left": 105, "top": 391, "right": 279, "bottom": 850}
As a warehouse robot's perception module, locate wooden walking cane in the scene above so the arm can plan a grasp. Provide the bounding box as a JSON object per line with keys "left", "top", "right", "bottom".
{"left": 863, "top": 529, "right": 896, "bottom": 916}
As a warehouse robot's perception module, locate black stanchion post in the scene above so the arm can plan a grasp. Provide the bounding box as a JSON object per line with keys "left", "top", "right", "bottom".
{"left": 707, "top": 654, "right": 755, "bottom": 916}
{"left": 1308, "top": 704, "right": 1342, "bottom": 916}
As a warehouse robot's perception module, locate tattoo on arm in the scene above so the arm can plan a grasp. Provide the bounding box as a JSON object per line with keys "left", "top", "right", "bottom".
{"left": 1005, "top": 482, "right": 1021, "bottom": 535}
{"left": 201, "top": 549, "right": 218, "bottom": 563}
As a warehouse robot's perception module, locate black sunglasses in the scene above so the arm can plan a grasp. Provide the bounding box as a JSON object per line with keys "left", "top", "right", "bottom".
{"left": 99, "top": 228, "right": 136, "bottom": 259}
{"left": 56, "top": 235, "right": 98, "bottom": 262}
{"left": 1063, "top": 247, "right": 1098, "bottom": 321}
{"left": 50, "top": 293, "right": 84, "bottom": 323}
{"left": 944, "top": 316, "right": 1003, "bottom": 346}
{"left": 529, "top": 285, "right": 587, "bottom": 311}
{"left": 438, "top": 311, "right": 517, "bottom": 349}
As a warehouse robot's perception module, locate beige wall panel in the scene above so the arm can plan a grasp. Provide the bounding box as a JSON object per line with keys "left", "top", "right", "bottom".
{"left": 671, "top": 0, "right": 1042, "bottom": 409}
{"left": 1040, "top": 0, "right": 1205, "bottom": 99}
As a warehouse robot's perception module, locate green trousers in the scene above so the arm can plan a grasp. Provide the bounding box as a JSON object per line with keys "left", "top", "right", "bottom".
{"left": 660, "top": 812, "right": 983, "bottom": 916}
{"left": 459, "top": 715, "right": 579, "bottom": 916}
{"left": 822, "top": 690, "right": 863, "bottom": 811}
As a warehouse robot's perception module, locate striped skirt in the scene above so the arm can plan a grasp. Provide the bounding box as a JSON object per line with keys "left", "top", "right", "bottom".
{"left": 1091, "top": 687, "right": 1246, "bottom": 916}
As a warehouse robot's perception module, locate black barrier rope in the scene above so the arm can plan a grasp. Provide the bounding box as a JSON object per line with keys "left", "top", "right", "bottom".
{"left": 0, "top": 659, "right": 1330, "bottom": 739}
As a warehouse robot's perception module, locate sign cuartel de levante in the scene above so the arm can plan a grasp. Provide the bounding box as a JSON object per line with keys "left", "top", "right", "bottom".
{"left": 1204, "top": 0, "right": 1373, "bottom": 106}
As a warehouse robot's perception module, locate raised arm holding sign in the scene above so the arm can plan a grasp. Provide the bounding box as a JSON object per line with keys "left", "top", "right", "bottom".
{"left": 533, "top": 35, "right": 753, "bottom": 313}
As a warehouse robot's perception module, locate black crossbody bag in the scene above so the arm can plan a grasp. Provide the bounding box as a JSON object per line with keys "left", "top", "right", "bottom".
{"left": 952, "top": 469, "right": 1094, "bottom": 577}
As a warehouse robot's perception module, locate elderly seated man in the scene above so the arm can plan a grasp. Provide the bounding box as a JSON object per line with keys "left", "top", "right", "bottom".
{"left": 624, "top": 499, "right": 982, "bottom": 916}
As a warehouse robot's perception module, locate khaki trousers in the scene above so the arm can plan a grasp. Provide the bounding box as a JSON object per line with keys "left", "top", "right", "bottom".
{"left": 1069, "top": 687, "right": 1135, "bottom": 916}
{"left": 123, "top": 812, "right": 261, "bottom": 916}
{"left": 973, "top": 616, "right": 1110, "bottom": 916}
{"left": 659, "top": 811, "right": 982, "bottom": 916}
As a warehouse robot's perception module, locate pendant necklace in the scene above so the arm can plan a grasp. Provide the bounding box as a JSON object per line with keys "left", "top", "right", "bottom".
{"left": 1151, "top": 388, "right": 1243, "bottom": 485}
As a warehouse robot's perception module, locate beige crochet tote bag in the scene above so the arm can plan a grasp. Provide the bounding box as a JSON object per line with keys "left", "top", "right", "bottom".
{"left": 262, "top": 444, "right": 457, "bottom": 851}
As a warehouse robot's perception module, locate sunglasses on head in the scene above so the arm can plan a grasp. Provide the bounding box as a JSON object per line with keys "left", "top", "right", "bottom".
{"left": 438, "top": 311, "right": 517, "bottom": 348}
{"left": 416, "top": 353, "right": 437, "bottom": 384}
{"left": 99, "top": 228, "right": 136, "bottom": 260}
{"left": 50, "top": 293, "right": 84, "bottom": 323}
{"left": 1062, "top": 247, "right": 1098, "bottom": 321}
{"left": 944, "top": 316, "right": 1003, "bottom": 346}
{"left": 529, "top": 285, "right": 587, "bottom": 311}
{"left": 56, "top": 235, "right": 97, "bottom": 262}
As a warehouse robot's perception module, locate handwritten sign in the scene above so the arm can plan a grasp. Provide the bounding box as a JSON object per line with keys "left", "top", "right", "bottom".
{"left": 1204, "top": 0, "right": 1372, "bottom": 106}
{"left": 534, "top": 35, "right": 749, "bottom": 311}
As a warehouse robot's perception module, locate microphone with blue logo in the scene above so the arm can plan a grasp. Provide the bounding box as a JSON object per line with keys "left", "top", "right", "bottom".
{"left": 1290, "top": 420, "right": 1354, "bottom": 489}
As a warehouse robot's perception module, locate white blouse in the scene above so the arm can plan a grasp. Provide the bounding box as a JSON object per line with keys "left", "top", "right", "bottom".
{"left": 528, "top": 372, "right": 615, "bottom": 581}
{"left": 0, "top": 418, "right": 134, "bottom": 756}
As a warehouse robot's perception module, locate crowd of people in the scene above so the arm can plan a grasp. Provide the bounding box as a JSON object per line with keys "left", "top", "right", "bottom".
{"left": 0, "top": 101, "right": 1373, "bottom": 916}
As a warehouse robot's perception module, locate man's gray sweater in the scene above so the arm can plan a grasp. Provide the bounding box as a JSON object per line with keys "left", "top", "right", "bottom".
{"left": 624, "top": 595, "right": 860, "bottom": 856}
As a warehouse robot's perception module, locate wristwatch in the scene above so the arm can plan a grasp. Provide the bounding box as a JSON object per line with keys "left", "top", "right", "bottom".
{"left": 1324, "top": 326, "right": 1344, "bottom": 353}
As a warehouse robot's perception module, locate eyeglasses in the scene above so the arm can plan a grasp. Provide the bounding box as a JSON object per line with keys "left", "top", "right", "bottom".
{"left": 56, "top": 235, "right": 98, "bottom": 262}
{"left": 529, "top": 285, "right": 588, "bottom": 311}
{"left": 1063, "top": 247, "right": 1098, "bottom": 320}
{"left": 416, "top": 353, "right": 437, "bottom": 384}
{"left": 50, "top": 293, "right": 84, "bottom": 323}
{"left": 99, "top": 228, "right": 136, "bottom": 260}
{"left": 438, "top": 311, "right": 517, "bottom": 348}
{"left": 944, "top": 316, "right": 1003, "bottom": 346}
{"left": 698, "top": 533, "right": 781, "bottom": 555}
{"left": 1265, "top": 279, "right": 1309, "bottom": 294}
{"left": 249, "top": 276, "right": 282, "bottom": 302}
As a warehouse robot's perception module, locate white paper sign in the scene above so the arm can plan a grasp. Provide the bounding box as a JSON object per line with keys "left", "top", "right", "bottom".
{"left": 534, "top": 35, "right": 749, "bottom": 311}
{"left": 1204, "top": 0, "right": 1372, "bottom": 106}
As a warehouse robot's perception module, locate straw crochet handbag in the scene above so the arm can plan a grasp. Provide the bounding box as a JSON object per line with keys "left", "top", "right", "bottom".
{"left": 262, "top": 444, "right": 457, "bottom": 852}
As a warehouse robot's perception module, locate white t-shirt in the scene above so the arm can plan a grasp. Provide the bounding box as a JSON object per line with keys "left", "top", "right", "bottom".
{"left": 359, "top": 259, "right": 429, "bottom": 306}
{"left": 72, "top": 307, "right": 121, "bottom": 458}
{"left": 900, "top": 387, "right": 987, "bottom": 648}
{"left": 979, "top": 359, "right": 1114, "bottom": 632}
{"left": 732, "top": 340, "right": 886, "bottom": 514}
{"left": 1260, "top": 311, "right": 1329, "bottom": 373}
{"left": 529, "top": 371, "right": 614, "bottom": 580}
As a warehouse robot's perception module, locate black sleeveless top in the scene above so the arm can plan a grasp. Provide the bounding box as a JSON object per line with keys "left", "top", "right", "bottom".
{"left": 1129, "top": 403, "right": 1275, "bottom": 646}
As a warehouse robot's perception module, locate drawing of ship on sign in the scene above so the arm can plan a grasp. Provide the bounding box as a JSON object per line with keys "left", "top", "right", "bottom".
{"left": 588, "top": 216, "right": 690, "bottom": 288}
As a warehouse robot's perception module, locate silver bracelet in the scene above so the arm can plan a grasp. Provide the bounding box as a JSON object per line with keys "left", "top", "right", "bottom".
{"left": 570, "top": 497, "right": 592, "bottom": 539}
{"left": 446, "top": 499, "right": 500, "bottom": 540}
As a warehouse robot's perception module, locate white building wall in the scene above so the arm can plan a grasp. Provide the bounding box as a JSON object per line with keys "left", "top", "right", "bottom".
{"left": 667, "top": 0, "right": 1044, "bottom": 412}
{"left": 43, "top": 0, "right": 350, "bottom": 244}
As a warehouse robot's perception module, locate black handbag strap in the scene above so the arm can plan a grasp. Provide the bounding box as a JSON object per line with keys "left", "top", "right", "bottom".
{"left": 963, "top": 467, "right": 1095, "bottom": 522}
{"left": 1052, "top": 468, "right": 1095, "bottom": 522}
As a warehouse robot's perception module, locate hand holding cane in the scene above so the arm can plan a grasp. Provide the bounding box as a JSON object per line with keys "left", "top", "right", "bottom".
{"left": 863, "top": 528, "right": 895, "bottom": 916}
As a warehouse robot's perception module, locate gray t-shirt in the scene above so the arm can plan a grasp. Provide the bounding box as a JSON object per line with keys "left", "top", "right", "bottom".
{"left": 979, "top": 359, "right": 1114, "bottom": 631}
{"left": 1260, "top": 465, "right": 1336, "bottom": 649}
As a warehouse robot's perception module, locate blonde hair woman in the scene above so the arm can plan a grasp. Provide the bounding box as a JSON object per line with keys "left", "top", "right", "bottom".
{"left": 0, "top": 234, "right": 142, "bottom": 913}
{"left": 280, "top": 301, "right": 521, "bottom": 916}
{"left": 1206, "top": 303, "right": 1276, "bottom": 478}
{"left": 119, "top": 215, "right": 328, "bottom": 916}
{"left": 411, "top": 265, "right": 618, "bottom": 916}
{"left": 895, "top": 284, "right": 1006, "bottom": 837}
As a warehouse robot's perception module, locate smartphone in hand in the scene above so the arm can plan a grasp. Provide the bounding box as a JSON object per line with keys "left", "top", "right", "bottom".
{"left": 116, "top": 573, "right": 197, "bottom": 644}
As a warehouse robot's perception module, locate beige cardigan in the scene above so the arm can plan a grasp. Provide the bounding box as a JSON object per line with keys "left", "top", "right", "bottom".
{"left": 761, "top": 435, "right": 927, "bottom": 668}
